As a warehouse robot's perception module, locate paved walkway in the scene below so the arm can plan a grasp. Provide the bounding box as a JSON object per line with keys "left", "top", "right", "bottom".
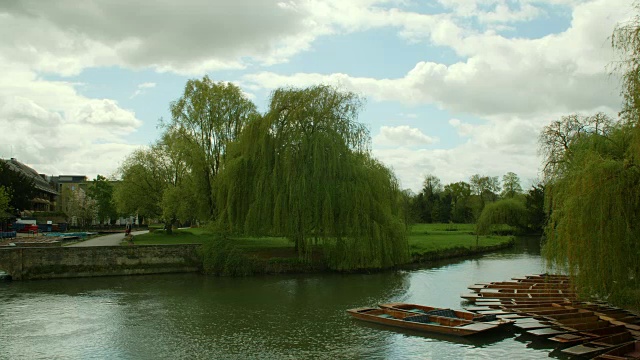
{"left": 69, "top": 230, "right": 149, "bottom": 247}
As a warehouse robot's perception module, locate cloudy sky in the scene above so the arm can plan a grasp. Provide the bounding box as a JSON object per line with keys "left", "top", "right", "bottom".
{"left": 0, "top": 0, "right": 632, "bottom": 192}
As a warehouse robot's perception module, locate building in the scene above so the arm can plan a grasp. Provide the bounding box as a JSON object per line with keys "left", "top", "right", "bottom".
{"left": 1, "top": 158, "right": 58, "bottom": 212}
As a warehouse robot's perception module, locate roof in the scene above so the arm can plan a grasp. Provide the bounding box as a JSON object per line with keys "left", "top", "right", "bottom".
{"left": 2, "top": 158, "right": 58, "bottom": 195}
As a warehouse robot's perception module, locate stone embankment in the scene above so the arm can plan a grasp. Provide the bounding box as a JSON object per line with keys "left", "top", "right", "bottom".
{"left": 0, "top": 244, "right": 201, "bottom": 280}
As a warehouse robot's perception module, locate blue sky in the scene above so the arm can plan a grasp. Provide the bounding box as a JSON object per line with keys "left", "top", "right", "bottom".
{"left": 0, "top": 0, "right": 631, "bottom": 192}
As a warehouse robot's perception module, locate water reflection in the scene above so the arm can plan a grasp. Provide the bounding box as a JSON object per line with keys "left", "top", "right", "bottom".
{"left": 0, "top": 237, "right": 568, "bottom": 359}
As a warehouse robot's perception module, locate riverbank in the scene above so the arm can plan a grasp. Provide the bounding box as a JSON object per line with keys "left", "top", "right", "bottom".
{"left": 133, "top": 223, "right": 516, "bottom": 275}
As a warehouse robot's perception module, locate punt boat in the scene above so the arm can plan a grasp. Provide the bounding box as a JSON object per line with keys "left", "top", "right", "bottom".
{"left": 346, "top": 307, "right": 502, "bottom": 337}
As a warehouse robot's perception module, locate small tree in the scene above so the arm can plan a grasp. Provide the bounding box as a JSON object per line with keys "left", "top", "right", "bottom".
{"left": 501, "top": 172, "right": 523, "bottom": 198}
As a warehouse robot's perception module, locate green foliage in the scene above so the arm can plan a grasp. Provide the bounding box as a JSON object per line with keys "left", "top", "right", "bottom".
{"left": 0, "top": 161, "right": 36, "bottom": 212}
{"left": 501, "top": 172, "right": 523, "bottom": 198}
{"left": 200, "top": 237, "right": 255, "bottom": 276}
{"left": 115, "top": 147, "right": 165, "bottom": 221}
{"left": 469, "top": 174, "right": 501, "bottom": 217}
{"left": 476, "top": 198, "right": 527, "bottom": 235}
{"left": 0, "top": 185, "right": 10, "bottom": 217}
{"left": 87, "top": 175, "right": 117, "bottom": 224}
{"left": 166, "top": 76, "right": 258, "bottom": 219}
{"left": 524, "top": 183, "right": 545, "bottom": 233}
{"left": 215, "top": 85, "right": 409, "bottom": 270}
{"left": 542, "top": 119, "right": 640, "bottom": 307}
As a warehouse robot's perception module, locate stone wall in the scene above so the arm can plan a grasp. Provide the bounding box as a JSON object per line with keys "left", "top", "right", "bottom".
{"left": 0, "top": 244, "right": 202, "bottom": 280}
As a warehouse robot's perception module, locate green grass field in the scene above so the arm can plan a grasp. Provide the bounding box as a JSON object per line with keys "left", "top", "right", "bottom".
{"left": 408, "top": 223, "right": 512, "bottom": 255}
{"left": 133, "top": 224, "right": 513, "bottom": 256}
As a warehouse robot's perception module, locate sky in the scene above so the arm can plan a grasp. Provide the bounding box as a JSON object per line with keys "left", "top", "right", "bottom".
{"left": 0, "top": 0, "right": 633, "bottom": 193}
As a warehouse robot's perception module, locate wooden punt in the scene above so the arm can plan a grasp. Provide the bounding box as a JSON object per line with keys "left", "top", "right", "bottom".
{"left": 594, "top": 341, "right": 640, "bottom": 359}
{"left": 549, "top": 325, "right": 629, "bottom": 345}
{"left": 346, "top": 307, "right": 501, "bottom": 337}
{"left": 481, "top": 288, "right": 574, "bottom": 294}
{"left": 561, "top": 331, "right": 635, "bottom": 357}
{"left": 378, "top": 303, "right": 513, "bottom": 325}
{"left": 526, "top": 320, "right": 613, "bottom": 337}
{"left": 515, "top": 315, "right": 602, "bottom": 330}
{"left": 469, "top": 282, "right": 571, "bottom": 292}
{"left": 461, "top": 292, "right": 574, "bottom": 302}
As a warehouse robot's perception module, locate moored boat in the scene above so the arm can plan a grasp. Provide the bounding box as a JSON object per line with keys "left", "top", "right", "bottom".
{"left": 549, "top": 325, "right": 629, "bottom": 345}
{"left": 562, "top": 331, "right": 635, "bottom": 357}
{"left": 594, "top": 340, "right": 640, "bottom": 359}
{"left": 378, "top": 302, "right": 512, "bottom": 325}
{"left": 346, "top": 307, "right": 502, "bottom": 337}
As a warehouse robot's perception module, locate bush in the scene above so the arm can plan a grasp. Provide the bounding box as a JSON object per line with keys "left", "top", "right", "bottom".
{"left": 199, "top": 236, "right": 255, "bottom": 276}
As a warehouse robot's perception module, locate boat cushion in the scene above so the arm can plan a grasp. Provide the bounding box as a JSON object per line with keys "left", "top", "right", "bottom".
{"left": 403, "top": 315, "right": 432, "bottom": 324}
{"left": 426, "top": 309, "right": 458, "bottom": 318}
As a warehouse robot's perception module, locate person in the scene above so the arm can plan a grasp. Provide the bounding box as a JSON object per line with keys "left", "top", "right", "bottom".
{"left": 125, "top": 223, "right": 131, "bottom": 236}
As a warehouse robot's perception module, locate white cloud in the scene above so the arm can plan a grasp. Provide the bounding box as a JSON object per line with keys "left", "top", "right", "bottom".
{"left": 448, "top": 118, "right": 474, "bottom": 137}
{"left": 0, "top": 62, "right": 143, "bottom": 178}
{"left": 0, "top": 0, "right": 333, "bottom": 75}
{"left": 130, "top": 82, "right": 157, "bottom": 99}
{"left": 373, "top": 125, "right": 438, "bottom": 147}
{"left": 244, "top": 0, "right": 629, "bottom": 118}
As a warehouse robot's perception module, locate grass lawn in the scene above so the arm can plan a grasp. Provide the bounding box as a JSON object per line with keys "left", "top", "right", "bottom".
{"left": 133, "top": 224, "right": 513, "bottom": 257}
{"left": 408, "top": 223, "right": 513, "bottom": 255}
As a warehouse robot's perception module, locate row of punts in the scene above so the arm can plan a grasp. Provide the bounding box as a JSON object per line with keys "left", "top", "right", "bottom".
{"left": 346, "top": 274, "right": 639, "bottom": 358}
{"left": 463, "top": 274, "right": 640, "bottom": 359}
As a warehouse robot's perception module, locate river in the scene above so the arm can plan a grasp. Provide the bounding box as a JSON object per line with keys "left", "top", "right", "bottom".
{"left": 0, "top": 237, "right": 565, "bottom": 359}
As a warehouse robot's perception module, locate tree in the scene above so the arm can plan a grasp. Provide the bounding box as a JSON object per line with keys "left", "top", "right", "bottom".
{"left": 215, "top": 85, "right": 409, "bottom": 270}
{"left": 166, "top": 76, "right": 258, "bottom": 220}
{"left": 114, "top": 146, "right": 166, "bottom": 226}
{"left": 60, "top": 186, "right": 97, "bottom": 228}
{"left": 524, "top": 183, "right": 545, "bottom": 233}
{"left": 0, "top": 186, "right": 11, "bottom": 216}
{"left": 0, "top": 161, "right": 37, "bottom": 213}
{"left": 476, "top": 198, "right": 527, "bottom": 236}
{"left": 469, "top": 174, "right": 500, "bottom": 217}
{"left": 87, "top": 175, "right": 117, "bottom": 225}
{"left": 418, "top": 174, "right": 443, "bottom": 223}
{"left": 501, "top": 172, "right": 523, "bottom": 198}
{"left": 444, "top": 181, "right": 473, "bottom": 223}
{"left": 115, "top": 130, "right": 193, "bottom": 233}
{"left": 539, "top": 113, "right": 614, "bottom": 180}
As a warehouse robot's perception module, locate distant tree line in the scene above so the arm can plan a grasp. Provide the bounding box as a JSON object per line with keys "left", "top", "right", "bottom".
{"left": 408, "top": 172, "right": 545, "bottom": 234}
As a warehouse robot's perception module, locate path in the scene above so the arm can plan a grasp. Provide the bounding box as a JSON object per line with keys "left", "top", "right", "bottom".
{"left": 69, "top": 230, "right": 149, "bottom": 247}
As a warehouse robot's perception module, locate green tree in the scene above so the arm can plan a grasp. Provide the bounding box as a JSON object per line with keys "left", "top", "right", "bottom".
{"left": 0, "top": 185, "right": 11, "bottom": 217}
{"left": 419, "top": 174, "right": 443, "bottom": 223}
{"left": 476, "top": 198, "right": 527, "bottom": 236}
{"left": 0, "top": 161, "right": 36, "bottom": 212}
{"left": 115, "top": 146, "right": 166, "bottom": 226}
{"left": 444, "top": 181, "right": 473, "bottom": 223}
{"left": 501, "top": 172, "right": 523, "bottom": 198}
{"left": 524, "top": 183, "right": 545, "bottom": 233}
{"left": 87, "top": 175, "right": 117, "bottom": 225}
{"left": 166, "top": 76, "right": 258, "bottom": 220}
{"left": 215, "top": 85, "right": 409, "bottom": 270}
{"left": 541, "top": 113, "right": 639, "bottom": 307}
{"left": 469, "top": 174, "right": 500, "bottom": 217}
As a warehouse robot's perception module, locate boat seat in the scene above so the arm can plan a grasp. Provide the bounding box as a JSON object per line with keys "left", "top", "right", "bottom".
{"left": 378, "top": 314, "right": 394, "bottom": 319}
{"left": 426, "top": 309, "right": 458, "bottom": 318}
{"left": 403, "top": 315, "right": 432, "bottom": 324}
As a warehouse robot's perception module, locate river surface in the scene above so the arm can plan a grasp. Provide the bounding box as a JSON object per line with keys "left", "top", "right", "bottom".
{"left": 0, "top": 237, "right": 568, "bottom": 360}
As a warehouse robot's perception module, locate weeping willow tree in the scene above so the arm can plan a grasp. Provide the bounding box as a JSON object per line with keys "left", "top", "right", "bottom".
{"left": 541, "top": 113, "right": 640, "bottom": 307}
{"left": 475, "top": 198, "right": 527, "bottom": 236}
{"left": 215, "top": 85, "right": 410, "bottom": 270}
